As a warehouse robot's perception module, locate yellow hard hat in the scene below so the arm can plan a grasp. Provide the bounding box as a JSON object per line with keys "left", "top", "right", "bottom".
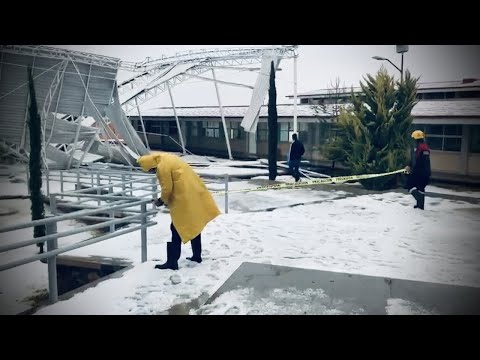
{"left": 411, "top": 130, "right": 425, "bottom": 140}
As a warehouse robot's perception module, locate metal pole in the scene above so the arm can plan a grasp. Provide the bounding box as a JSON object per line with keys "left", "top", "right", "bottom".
{"left": 108, "top": 175, "right": 113, "bottom": 197}
{"left": 167, "top": 82, "right": 186, "bottom": 154}
{"left": 212, "top": 69, "right": 233, "bottom": 160}
{"left": 67, "top": 122, "right": 82, "bottom": 169}
{"left": 80, "top": 65, "right": 92, "bottom": 116}
{"left": 401, "top": 53, "right": 404, "bottom": 83}
{"left": 50, "top": 193, "right": 58, "bottom": 215}
{"left": 97, "top": 173, "right": 101, "bottom": 206}
{"left": 76, "top": 171, "right": 81, "bottom": 202}
{"left": 130, "top": 174, "right": 133, "bottom": 196}
{"left": 26, "top": 163, "right": 30, "bottom": 195}
{"left": 46, "top": 65, "right": 67, "bottom": 148}
{"left": 121, "top": 174, "right": 126, "bottom": 192}
{"left": 45, "top": 215, "right": 58, "bottom": 304}
{"left": 224, "top": 174, "right": 229, "bottom": 214}
{"left": 141, "top": 202, "right": 147, "bottom": 263}
{"left": 45, "top": 168, "right": 50, "bottom": 197}
{"left": 293, "top": 55, "right": 298, "bottom": 135}
{"left": 60, "top": 170, "right": 64, "bottom": 199}
{"left": 109, "top": 210, "right": 115, "bottom": 233}
{"left": 79, "top": 135, "right": 97, "bottom": 168}
{"left": 108, "top": 186, "right": 115, "bottom": 233}
{"left": 135, "top": 97, "right": 150, "bottom": 151}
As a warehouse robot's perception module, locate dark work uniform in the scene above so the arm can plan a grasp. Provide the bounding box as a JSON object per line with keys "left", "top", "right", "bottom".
{"left": 406, "top": 141, "right": 431, "bottom": 210}
{"left": 289, "top": 140, "right": 305, "bottom": 182}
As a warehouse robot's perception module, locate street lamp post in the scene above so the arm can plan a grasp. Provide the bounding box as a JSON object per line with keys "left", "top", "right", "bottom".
{"left": 373, "top": 45, "right": 409, "bottom": 82}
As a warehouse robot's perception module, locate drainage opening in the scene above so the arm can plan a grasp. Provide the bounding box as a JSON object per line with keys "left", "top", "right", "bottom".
{"left": 55, "top": 256, "right": 130, "bottom": 296}
{"left": 19, "top": 256, "right": 131, "bottom": 315}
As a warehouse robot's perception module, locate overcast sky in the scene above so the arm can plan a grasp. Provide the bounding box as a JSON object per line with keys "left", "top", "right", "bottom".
{"left": 54, "top": 45, "right": 480, "bottom": 109}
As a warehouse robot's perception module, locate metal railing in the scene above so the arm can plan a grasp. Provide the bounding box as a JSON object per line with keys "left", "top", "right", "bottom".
{"left": 44, "top": 164, "right": 231, "bottom": 212}
{"left": 45, "top": 165, "right": 158, "bottom": 203}
{"left": 0, "top": 164, "right": 232, "bottom": 306}
{"left": 0, "top": 187, "right": 158, "bottom": 304}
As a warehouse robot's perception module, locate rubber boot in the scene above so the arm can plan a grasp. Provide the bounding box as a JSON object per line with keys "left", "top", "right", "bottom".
{"left": 417, "top": 191, "right": 425, "bottom": 210}
{"left": 410, "top": 188, "right": 420, "bottom": 209}
{"left": 186, "top": 235, "right": 202, "bottom": 263}
{"left": 155, "top": 242, "right": 179, "bottom": 270}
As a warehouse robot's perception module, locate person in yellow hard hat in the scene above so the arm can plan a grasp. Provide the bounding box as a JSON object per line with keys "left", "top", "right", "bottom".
{"left": 404, "top": 130, "right": 431, "bottom": 210}
{"left": 137, "top": 152, "right": 221, "bottom": 270}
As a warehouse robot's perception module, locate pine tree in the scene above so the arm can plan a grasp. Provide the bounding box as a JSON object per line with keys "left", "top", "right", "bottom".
{"left": 268, "top": 61, "right": 278, "bottom": 181}
{"left": 27, "top": 67, "right": 46, "bottom": 252}
{"left": 325, "top": 68, "right": 418, "bottom": 190}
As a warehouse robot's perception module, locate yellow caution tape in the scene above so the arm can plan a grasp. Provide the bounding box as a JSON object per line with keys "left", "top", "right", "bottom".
{"left": 211, "top": 169, "right": 406, "bottom": 195}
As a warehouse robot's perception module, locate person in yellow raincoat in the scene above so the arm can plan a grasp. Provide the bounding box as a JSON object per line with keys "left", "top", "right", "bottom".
{"left": 137, "top": 152, "right": 221, "bottom": 270}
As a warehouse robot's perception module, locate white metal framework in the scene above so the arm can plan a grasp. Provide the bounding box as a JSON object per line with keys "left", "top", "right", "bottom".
{"left": 118, "top": 45, "right": 299, "bottom": 159}
{"left": 0, "top": 45, "right": 135, "bottom": 169}
{"left": 0, "top": 45, "right": 299, "bottom": 167}
{"left": 0, "top": 45, "right": 121, "bottom": 70}
{"left": 118, "top": 46, "right": 298, "bottom": 113}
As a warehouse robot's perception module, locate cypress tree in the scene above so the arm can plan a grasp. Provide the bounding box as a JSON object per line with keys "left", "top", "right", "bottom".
{"left": 268, "top": 61, "right": 278, "bottom": 181}
{"left": 27, "top": 67, "right": 46, "bottom": 253}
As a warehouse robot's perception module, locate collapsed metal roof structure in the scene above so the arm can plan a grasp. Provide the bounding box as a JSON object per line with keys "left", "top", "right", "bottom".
{"left": 0, "top": 45, "right": 298, "bottom": 168}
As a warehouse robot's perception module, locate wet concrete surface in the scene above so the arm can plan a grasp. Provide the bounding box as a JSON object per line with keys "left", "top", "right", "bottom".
{"left": 202, "top": 262, "right": 480, "bottom": 315}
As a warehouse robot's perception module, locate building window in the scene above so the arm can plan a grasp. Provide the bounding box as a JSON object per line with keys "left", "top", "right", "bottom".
{"left": 191, "top": 121, "right": 199, "bottom": 137}
{"left": 229, "top": 122, "right": 242, "bottom": 140}
{"left": 150, "top": 120, "right": 162, "bottom": 134}
{"left": 134, "top": 120, "right": 141, "bottom": 132}
{"left": 458, "top": 91, "right": 480, "bottom": 99}
{"left": 257, "top": 122, "right": 268, "bottom": 141}
{"left": 413, "top": 124, "right": 463, "bottom": 152}
{"left": 423, "top": 93, "right": 445, "bottom": 100}
{"left": 298, "top": 122, "right": 309, "bottom": 144}
{"left": 168, "top": 121, "right": 178, "bottom": 136}
{"left": 279, "top": 122, "right": 294, "bottom": 142}
{"left": 317, "top": 122, "right": 335, "bottom": 144}
{"left": 470, "top": 126, "right": 480, "bottom": 153}
{"left": 203, "top": 121, "right": 220, "bottom": 138}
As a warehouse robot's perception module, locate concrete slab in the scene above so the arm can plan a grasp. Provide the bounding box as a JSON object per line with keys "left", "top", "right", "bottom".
{"left": 203, "top": 262, "right": 480, "bottom": 315}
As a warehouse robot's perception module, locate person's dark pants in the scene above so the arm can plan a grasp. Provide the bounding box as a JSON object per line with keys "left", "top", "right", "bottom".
{"left": 156, "top": 223, "right": 202, "bottom": 270}
{"left": 289, "top": 159, "right": 301, "bottom": 182}
{"left": 407, "top": 176, "right": 427, "bottom": 210}
{"left": 170, "top": 223, "right": 202, "bottom": 261}
{"left": 169, "top": 223, "right": 182, "bottom": 262}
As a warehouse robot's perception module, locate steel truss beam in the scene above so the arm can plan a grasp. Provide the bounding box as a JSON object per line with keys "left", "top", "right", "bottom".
{"left": 121, "top": 66, "right": 212, "bottom": 114}
{"left": 118, "top": 45, "right": 298, "bottom": 72}
{"left": 0, "top": 45, "right": 121, "bottom": 69}
{"left": 117, "top": 46, "right": 298, "bottom": 98}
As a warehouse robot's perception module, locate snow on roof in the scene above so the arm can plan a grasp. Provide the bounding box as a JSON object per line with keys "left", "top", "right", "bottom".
{"left": 288, "top": 79, "right": 480, "bottom": 98}
{"left": 411, "top": 100, "right": 480, "bottom": 117}
{"left": 135, "top": 104, "right": 329, "bottom": 118}
{"left": 290, "top": 87, "right": 362, "bottom": 98}
{"left": 131, "top": 100, "right": 480, "bottom": 119}
{"left": 417, "top": 79, "right": 480, "bottom": 91}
